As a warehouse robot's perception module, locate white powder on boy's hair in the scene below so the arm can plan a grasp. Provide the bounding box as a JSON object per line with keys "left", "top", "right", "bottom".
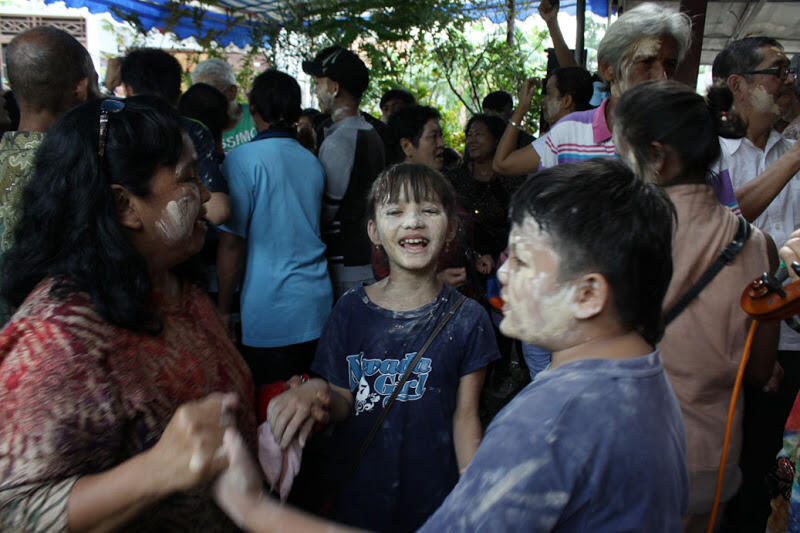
{"left": 749, "top": 85, "right": 781, "bottom": 116}
{"left": 156, "top": 183, "right": 201, "bottom": 244}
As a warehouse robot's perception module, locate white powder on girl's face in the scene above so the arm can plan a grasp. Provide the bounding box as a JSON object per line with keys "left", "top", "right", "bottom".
{"left": 500, "top": 219, "right": 579, "bottom": 348}
{"left": 155, "top": 183, "right": 201, "bottom": 244}
{"left": 749, "top": 85, "right": 781, "bottom": 116}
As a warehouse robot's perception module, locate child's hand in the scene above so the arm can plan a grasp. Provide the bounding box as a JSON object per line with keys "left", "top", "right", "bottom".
{"left": 438, "top": 267, "right": 467, "bottom": 288}
{"left": 212, "top": 428, "right": 264, "bottom": 527}
{"left": 267, "top": 379, "right": 330, "bottom": 449}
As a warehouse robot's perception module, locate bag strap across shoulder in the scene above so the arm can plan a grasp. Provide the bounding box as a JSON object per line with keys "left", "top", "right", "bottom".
{"left": 664, "top": 216, "right": 751, "bottom": 326}
{"left": 349, "top": 293, "right": 467, "bottom": 478}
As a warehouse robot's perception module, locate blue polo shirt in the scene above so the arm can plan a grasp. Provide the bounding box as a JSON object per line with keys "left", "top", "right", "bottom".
{"left": 220, "top": 130, "right": 332, "bottom": 347}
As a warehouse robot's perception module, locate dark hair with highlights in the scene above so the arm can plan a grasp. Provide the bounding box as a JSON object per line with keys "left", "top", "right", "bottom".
{"left": 510, "top": 158, "right": 675, "bottom": 345}
{"left": 2, "top": 96, "right": 194, "bottom": 334}
{"left": 366, "top": 163, "right": 457, "bottom": 223}
{"left": 614, "top": 80, "right": 745, "bottom": 184}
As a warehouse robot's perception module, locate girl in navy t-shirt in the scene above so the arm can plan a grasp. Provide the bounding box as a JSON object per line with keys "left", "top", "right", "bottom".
{"left": 266, "top": 163, "right": 500, "bottom": 532}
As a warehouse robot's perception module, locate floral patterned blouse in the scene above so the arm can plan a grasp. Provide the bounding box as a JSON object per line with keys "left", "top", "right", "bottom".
{"left": 0, "top": 278, "right": 256, "bottom": 532}
{"left": 0, "top": 131, "right": 45, "bottom": 253}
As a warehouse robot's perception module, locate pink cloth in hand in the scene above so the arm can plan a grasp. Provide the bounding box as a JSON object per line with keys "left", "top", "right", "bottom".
{"left": 257, "top": 421, "right": 302, "bottom": 502}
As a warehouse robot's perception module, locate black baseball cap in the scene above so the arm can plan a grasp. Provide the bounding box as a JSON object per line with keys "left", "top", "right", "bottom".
{"left": 302, "top": 46, "right": 369, "bottom": 99}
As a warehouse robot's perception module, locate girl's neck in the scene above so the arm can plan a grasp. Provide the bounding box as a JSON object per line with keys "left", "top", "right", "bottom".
{"left": 365, "top": 267, "right": 442, "bottom": 312}
{"left": 471, "top": 159, "right": 495, "bottom": 182}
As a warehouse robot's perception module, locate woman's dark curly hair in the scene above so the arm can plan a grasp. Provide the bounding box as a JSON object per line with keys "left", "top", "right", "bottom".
{"left": 2, "top": 95, "right": 196, "bottom": 334}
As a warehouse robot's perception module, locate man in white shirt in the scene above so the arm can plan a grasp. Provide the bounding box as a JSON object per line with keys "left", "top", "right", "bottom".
{"left": 712, "top": 36, "right": 800, "bottom": 531}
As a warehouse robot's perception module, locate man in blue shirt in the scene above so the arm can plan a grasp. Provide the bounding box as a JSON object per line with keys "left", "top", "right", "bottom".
{"left": 217, "top": 70, "right": 333, "bottom": 386}
{"left": 212, "top": 159, "right": 689, "bottom": 532}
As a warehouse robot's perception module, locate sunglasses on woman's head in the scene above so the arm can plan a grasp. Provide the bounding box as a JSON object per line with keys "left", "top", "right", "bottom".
{"left": 98, "top": 99, "right": 126, "bottom": 161}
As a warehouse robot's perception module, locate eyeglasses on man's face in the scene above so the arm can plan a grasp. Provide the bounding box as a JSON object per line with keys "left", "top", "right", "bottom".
{"left": 742, "top": 65, "right": 797, "bottom": 81}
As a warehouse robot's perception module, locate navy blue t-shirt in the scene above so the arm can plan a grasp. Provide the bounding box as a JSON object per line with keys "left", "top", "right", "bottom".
{"left": 312, "top": 284, "right": 501, "bottom": 533}
{"left": 419, "top": 351, "right": 689, "bottom": 532}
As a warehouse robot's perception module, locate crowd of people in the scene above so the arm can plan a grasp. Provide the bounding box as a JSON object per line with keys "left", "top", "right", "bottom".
{"left": 3, "top": 1, "right": 800, "bottom": 531}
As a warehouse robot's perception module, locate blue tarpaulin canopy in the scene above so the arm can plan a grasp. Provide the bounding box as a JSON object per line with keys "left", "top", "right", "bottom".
{"left": 44, "top": 0, "right": 608, "bottom": 47}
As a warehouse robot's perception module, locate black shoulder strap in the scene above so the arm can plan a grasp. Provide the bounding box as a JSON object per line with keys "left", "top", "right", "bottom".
{"left": 348, "top": 293, "right": 467, "bottom": 478}
{"left": 664, "top": 216, "right": 751, "bottom": 326}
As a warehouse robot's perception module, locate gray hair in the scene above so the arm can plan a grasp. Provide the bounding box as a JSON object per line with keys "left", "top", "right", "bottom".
{"left": 598, "top": 3, "right": 691, "bottom": 76}
{"left": 191, "top": 57, "right": 236, "bottom": 89}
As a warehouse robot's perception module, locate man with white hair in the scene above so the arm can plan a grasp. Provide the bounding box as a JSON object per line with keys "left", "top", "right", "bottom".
{"left": 493, "top": 2, "right": 691, "bottom": 174}
{"left": 191, "top": 57, "right": 256, "bottom": 152}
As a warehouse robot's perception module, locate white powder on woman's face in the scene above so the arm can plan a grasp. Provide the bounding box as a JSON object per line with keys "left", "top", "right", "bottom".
{"left": 155, "top": 183, "right": 201, "bottom": 244}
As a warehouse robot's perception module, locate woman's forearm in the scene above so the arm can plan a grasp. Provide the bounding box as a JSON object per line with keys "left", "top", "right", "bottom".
{"left": 67, "top": 450, "right": 165, "bottom": 533}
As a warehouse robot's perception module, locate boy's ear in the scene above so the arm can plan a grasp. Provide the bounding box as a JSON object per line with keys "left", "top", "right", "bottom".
{"left": 111, "top": 184, "right": 143, "bottom": 230}
{"left": 367, "top": 219, "right": 381, "bottom": 247}
{"left": 572, "top": 273, "right": 610, "bottom": 320}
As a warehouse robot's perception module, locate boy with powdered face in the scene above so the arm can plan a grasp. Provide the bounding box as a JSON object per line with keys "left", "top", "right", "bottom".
{"left": 208, "top": 159, "right": 689, "bottom": 532}
{"left": 420, "top": 158, "right": 689, "bottom": 531}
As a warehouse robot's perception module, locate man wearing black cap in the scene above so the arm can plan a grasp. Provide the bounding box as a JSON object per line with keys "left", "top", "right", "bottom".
{"left": 303, "top": 45, "right": 386, "bottom": 299}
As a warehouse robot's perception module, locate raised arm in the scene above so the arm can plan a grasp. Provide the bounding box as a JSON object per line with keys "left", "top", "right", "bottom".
{"left": 539, "top": 0, "right": 579, "bottom": 68}
{"left": 493, "top": 78, "right": 542, "bottom": 176}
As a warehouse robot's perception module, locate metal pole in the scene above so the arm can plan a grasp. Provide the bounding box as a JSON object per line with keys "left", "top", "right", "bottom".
{"left": 575, "top": 0, "right": 586, "bottom": 66}
{"left": 675, "top": 0, "right": 708, "bottom": 88}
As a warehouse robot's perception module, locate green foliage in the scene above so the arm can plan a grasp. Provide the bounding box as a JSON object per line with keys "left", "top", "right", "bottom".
{"left": 108, "top": 0, "right": 554, "bottom": 151}
{"left": 356, "top": 21, "right": 548, "bottom": 151}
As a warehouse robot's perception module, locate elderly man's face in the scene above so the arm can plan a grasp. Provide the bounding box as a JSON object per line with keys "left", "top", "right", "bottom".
{"left": 613, "top": 35, "right": 679, "bottom": 96}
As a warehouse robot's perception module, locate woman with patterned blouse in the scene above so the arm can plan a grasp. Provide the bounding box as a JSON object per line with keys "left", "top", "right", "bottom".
{"left": 0, "top": 96, "right": 256, "bottom": 532}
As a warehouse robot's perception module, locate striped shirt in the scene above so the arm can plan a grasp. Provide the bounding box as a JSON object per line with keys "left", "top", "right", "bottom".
{"left": 534, "top": 99, "right": 617, "bottom": 167}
